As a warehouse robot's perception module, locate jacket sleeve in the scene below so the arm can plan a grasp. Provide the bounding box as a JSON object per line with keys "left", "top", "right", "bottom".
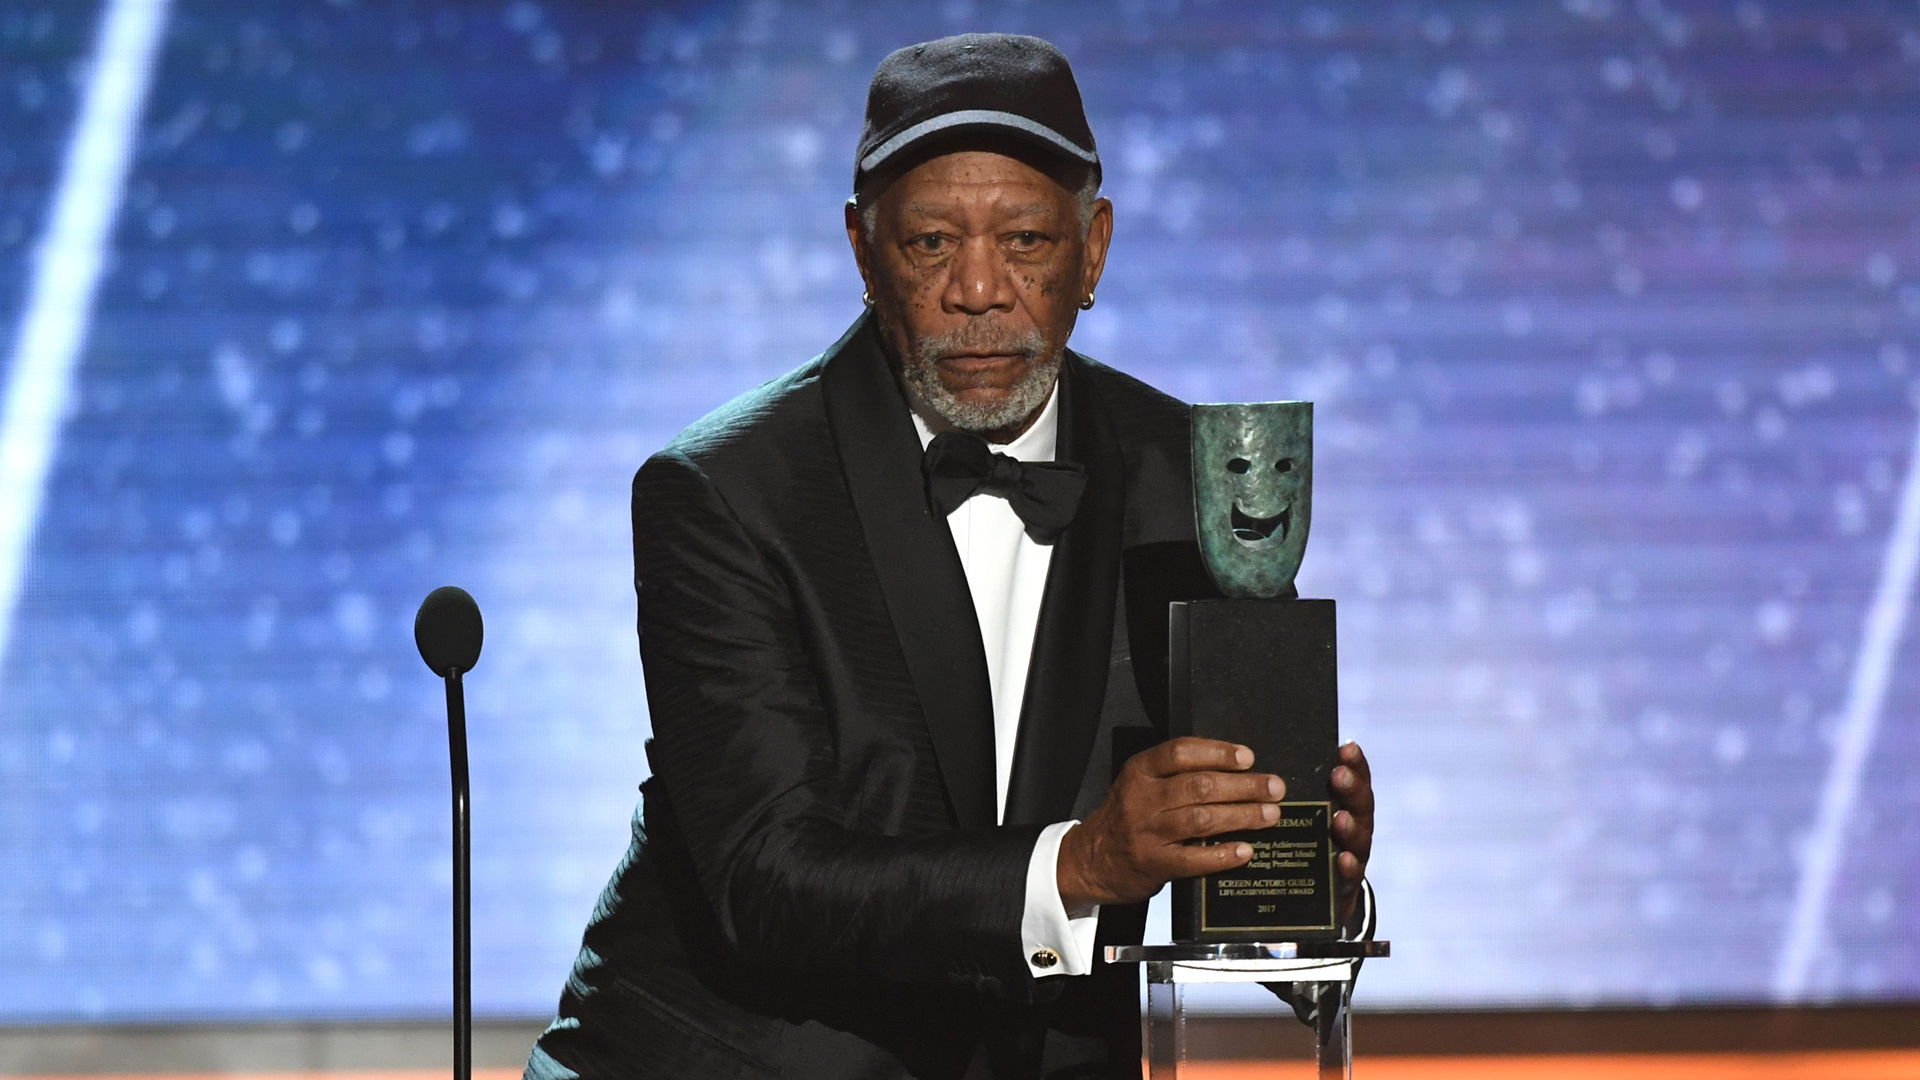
{"left": 631, "top": 449, "right": 1043, "bottom": 997}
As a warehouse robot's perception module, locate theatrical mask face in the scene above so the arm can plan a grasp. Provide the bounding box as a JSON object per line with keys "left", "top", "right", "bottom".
{"left": 1192, "top": 402, "right": 1312, "bottom": 599}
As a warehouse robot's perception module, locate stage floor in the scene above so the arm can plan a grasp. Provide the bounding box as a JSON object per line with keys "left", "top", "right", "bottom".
{"left": 21, "top": 1055, "right": 1920, "bottom": 1080}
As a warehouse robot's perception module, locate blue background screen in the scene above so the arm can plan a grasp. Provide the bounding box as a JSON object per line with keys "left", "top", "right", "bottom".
{"left": 1, "top": 0, "right": 1916, "bottom": 1020}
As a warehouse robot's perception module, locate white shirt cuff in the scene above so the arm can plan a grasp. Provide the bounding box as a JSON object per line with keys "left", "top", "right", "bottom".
{"left": 1343, "top": 876, "right": 1377, "bottom": 941}
{"left": 1021, "top": 820, "right": 1100, "bottom": 978}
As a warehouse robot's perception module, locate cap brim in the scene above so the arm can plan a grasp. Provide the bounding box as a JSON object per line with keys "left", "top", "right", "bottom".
{"left": 858, "top": 108, "right": 1099, "bottom": 179}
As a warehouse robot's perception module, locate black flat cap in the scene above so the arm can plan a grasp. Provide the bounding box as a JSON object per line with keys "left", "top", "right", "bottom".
{"left": 855, "top": 33, "right": 1099, "bottom": 189}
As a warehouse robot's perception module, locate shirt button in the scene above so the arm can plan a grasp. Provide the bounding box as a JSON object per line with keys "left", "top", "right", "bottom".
{"left": 1031, "top": 948, "right": 1059, "bottom": 969}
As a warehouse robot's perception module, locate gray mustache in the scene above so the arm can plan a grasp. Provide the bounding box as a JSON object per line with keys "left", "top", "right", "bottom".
{"left": 914, "top": 325, "right": 1048, "bottom": 366}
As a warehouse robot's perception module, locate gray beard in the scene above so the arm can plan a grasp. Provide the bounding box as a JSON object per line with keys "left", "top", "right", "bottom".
{"left": 899, "top": 323, "right": 1062, "bottom": 435}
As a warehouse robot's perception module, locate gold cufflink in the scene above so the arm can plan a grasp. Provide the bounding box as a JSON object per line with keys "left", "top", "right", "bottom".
{"left": 1031, "top": 948, "right": 1059, "bottom": 969}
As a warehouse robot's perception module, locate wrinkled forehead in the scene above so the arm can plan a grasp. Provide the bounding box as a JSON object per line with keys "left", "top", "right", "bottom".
{"left": 893, "top": 165, "right": 1070, "bottom": 223}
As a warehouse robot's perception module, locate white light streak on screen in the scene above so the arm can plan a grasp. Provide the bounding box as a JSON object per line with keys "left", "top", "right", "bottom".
{"left": 0, "top": 0, "right": 172, "bottom": 670}
{"left": 1775, "top": 415, "right": 1920, "bottom": 1001}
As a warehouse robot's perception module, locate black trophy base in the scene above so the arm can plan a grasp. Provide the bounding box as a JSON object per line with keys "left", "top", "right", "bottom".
{"left": 1170, "top": 598, "right": 1339, "bottom": 941}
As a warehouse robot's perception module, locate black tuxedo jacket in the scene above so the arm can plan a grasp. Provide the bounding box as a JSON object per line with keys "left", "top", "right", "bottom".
{"left": 528, "top": 314, "right": 1223, "bottom": 1080}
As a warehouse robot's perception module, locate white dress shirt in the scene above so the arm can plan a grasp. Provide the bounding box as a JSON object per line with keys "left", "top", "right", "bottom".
{"left": 908, "top": 387, "right": 1101, "bottom": 979}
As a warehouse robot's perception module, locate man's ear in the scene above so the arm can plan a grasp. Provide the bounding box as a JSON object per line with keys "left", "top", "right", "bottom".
{"left": 844, "top": 197, "right": 873, "bottom": 297}
{"left": 1080, "top": 196, "right": 1114, "bottom": 302}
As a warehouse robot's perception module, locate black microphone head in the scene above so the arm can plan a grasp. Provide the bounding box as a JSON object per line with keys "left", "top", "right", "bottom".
{"left": 415, "top": 585, "right": 483, "bottom": 677}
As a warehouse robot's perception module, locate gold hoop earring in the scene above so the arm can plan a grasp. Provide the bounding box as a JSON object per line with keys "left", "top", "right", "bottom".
{"left": 862, "top": 289, "right": 874, "bottom": 307}
{"left": 1079, "top": 291, "right": 1096, "bottom": 310}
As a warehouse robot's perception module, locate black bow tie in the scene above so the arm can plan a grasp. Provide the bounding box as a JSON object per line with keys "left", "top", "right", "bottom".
{"left": 922, "top": 431, "right": 1087, "bottom": 543}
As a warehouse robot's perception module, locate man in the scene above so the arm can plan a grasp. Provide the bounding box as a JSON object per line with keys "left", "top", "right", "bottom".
{"left": 528, "top": 34, "right": 1375, "bottom": 1080}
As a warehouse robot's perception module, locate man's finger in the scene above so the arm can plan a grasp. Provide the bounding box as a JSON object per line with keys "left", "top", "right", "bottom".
{"left": 1160, "top": 840, "right": 1255, "bottom": 879}
{"left": 1331, "top": 763, "right": 1374, "bottom": 818}
{"left": 1336, "top": 850, "right": 1366, "bottom": 880}
{"left": 1161, "top": 800, "right": 1278, "bottom": 841}
{"left": 1338, "top": 741, "right": 1371, "bottom": 786}
{"left": 1163, "top": 770, "right": 1283, "bottom": 809}
{"left": 1333, "top": 809, "right": 1372, "bottom": 863}
{"left": 1137, "top": 737, "right": 1252, "bottom": 779}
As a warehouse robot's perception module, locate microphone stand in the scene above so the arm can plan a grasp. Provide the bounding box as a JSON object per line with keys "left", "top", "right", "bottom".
{"left": 445, "top": 668, "right": 471, "bottom": 1080}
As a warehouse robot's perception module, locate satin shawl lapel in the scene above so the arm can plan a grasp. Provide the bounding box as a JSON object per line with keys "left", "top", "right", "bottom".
{"left": 820, "top": 314, "right": 998, "bottom": 831}
{"left": 1002, "top": 357, "right": 1125, "bottom": 827}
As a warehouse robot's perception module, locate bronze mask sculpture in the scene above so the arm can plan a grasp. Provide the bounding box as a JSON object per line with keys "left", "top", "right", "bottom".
{"left": 1192, "top": 401, "right": 1312, "bottom": 599}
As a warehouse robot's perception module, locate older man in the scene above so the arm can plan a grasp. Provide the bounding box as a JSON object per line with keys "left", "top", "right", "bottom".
{"left": 528, "top": 34, "right": 1374, "bottom": 1080}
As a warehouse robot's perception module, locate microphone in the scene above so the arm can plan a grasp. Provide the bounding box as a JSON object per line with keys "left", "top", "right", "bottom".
{"left": 415, "top": 586, "right": 481, "bottom": 1080}
{"left": 415, "top": 585, "right": 483, "bottom": 677}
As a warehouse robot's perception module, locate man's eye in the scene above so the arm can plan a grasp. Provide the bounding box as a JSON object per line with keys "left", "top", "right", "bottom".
{"left": 1009, "top": 231, "right": 1046, "bottom": 248}
{"left": 911, "top": 234, "right": 947, "bottom": 253}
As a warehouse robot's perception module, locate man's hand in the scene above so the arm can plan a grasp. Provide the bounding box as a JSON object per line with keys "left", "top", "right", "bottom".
{"left": 1056, "top": 737, "right": 1284, "bottom": 912}
{"left": 1332, "top": 740, "right": 1374, "bottom": 928}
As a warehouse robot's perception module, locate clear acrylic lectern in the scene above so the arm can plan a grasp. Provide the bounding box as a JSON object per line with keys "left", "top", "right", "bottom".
{"left": 1105, "top": 940, "right": 1389, "bottom": 1079}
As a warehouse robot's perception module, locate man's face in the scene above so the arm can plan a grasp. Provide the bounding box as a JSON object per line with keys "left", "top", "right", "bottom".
{"left": 847, "top": 149, "right": 1112, "bottom": 440}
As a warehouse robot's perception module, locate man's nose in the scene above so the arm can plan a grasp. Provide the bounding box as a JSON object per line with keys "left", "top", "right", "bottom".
{"left": 944, "top": 238, "right": 1016, "bottom": 315}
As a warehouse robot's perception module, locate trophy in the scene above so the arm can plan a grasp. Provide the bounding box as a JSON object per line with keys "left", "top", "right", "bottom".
{"left": 1171, "top": 401, "right": 1340, "bottom": 941}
